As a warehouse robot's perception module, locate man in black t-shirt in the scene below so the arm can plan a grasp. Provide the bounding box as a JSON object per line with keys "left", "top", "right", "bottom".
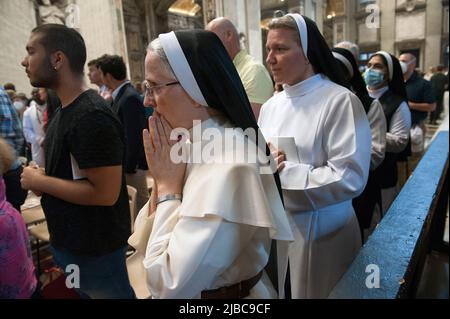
{"left": 20, "top": 24, "right": 135, "bottom": 299}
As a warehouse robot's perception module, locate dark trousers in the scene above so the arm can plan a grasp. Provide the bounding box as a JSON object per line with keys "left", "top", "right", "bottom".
{"left": 430, "top": 99, "right": 444, "bottom": 124}
{"left": 3, "top": 165, "right": 28, "bottom": 212}
{"left": 353, "top": 172, "right": 381, "bottom": 243}
{"left": 52, "top": 246, "right": 136, "bottom": 299}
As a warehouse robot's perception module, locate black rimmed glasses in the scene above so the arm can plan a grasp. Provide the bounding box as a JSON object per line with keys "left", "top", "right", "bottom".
{"left": 144, "top": 80, "right": 180, "bottom": 98}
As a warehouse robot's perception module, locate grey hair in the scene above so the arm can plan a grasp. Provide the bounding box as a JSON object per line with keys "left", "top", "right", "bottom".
{"left": 147, "top": 38, "right": 177, "bottom": 79}
{"left": 335, "top": 41, "right": 360, "bottom": 59}
{"left": 268, "top": 16, "right": 301, "bottom": 46}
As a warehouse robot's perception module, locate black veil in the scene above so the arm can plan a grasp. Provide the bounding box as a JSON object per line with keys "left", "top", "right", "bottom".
{"left": 175, "top": 30, "right": 257, "bottom": 132}
{"left": 371, "top": 52, "right": 408, "bottom": 101}
{"left": 332, "top": 47, "right": 373, "bottom": 113}
{"left": 171, "top": 30, "right": 284, "bottom": 201}
{"left": 298, "top": 15, "right": 349, "bottom": 88}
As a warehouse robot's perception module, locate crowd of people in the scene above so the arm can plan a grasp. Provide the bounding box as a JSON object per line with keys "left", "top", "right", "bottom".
{"left": 0, "top": 14, "right": 448, "bottom": 299}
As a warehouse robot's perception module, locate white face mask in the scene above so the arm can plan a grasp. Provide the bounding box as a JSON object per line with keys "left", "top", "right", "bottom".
{"left": 13, "top": 101, "right": 25, "bottom": 111}
{"left": 400, "top": 60, "right": 414, "bottom": 75}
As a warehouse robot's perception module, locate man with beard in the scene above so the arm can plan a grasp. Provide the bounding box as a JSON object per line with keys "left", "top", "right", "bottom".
{"left": 20, "top": 24, "right": 134, "bottom": 299}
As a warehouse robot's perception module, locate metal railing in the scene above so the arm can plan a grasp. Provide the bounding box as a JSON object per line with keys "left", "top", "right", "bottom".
{"left": 329, "top": 131, "right": 449, "bottom": 299}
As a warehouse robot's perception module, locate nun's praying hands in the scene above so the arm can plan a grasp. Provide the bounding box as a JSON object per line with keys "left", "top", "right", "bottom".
{"left": 143, "top": 114, "right": 186, "bottom": 198}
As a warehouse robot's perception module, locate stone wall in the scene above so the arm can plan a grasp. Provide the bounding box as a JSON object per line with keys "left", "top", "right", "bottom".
{"left": 77, "top": 0, "right": 129, "bottom": 83}
{"left": 0, "top": 0, "right": 37, "bottom": 95}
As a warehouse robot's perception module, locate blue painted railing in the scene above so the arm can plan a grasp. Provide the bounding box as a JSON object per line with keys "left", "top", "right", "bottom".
{"left": 329, "top": 131, "right": 449, "bottom": 299}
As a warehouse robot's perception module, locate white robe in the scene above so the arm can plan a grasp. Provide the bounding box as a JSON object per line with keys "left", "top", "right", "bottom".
{"left": 127, "top": 116, "right": 294, "bottom": 299}
{"left": 258, "top": 74, "right": 372, "bottom": 298}
{"left": 367, "top": 99, "right": 387, "bottom": 170}
{"left": 22, "top": 102, "right": 46, "bottom": 167}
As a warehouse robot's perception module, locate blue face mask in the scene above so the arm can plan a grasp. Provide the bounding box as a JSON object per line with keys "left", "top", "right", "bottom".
{"left": 364, "top": 68, "right": 386, "bottom": 87}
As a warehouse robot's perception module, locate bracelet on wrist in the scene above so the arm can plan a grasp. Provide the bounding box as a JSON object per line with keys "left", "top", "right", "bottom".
{"left": 156, "top": 194, "right": 182, "bottom": 206}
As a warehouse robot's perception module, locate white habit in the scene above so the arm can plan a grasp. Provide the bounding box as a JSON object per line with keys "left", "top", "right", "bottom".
{"left": 258, "top": 74, "right": 372, "bottom": 298}
{"left": 127, "top": 116, "right": 294, "bottom": 299}
{"left": 367, "top": 99, "right": 387, "bottom": 170}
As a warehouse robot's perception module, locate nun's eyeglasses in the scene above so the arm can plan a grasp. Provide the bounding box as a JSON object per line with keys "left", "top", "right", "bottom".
{"left": 144, "top": 80, "right": 180, "bottom": 97}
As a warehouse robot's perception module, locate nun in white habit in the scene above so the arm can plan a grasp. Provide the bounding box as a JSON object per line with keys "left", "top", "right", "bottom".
{"left": 127, "top": 30, "right": 293, "bottom": 299}
{"left": 258, "top": 14, "right": 372, "bottom": 298}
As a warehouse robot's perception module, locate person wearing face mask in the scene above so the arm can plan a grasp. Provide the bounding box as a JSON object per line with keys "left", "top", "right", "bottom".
{"left": 13, "top": 93, "right": 28, "bottom": 121}
{"left": 365, "top": 52, "right": 411, "bottom": 215}
{"left": 398, "top": 53, "right": 436, "bottom": 177}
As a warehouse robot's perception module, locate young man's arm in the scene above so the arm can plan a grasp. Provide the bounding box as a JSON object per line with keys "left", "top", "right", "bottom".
{"left": 22, "top": 165, "right": 122, "bottom": 206}
{"left": 22, "top": 109, "right": 125, "bottom": 206}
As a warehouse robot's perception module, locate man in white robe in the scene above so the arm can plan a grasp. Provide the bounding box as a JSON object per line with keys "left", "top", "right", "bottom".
{"left": 258, "top": 14, "right": 371, "bottom": 299}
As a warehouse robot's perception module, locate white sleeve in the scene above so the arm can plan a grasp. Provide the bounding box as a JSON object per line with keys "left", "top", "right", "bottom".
{"left": 386, "top": 102, "right": 411, "bottom": 153}
{"left": 143, "top": 200, "right": 257, "bottom": 299}
{"left": 279, "top": 93, "right": 371, "bottom": 212}
{"left": 367, "top": 100, "right": 387, "bottom": 170}
{"left": 258, "top": 100, "right": 270, "bottom": 127}
{"left": 22, "top": 110, "right": 38, "bottom": 145}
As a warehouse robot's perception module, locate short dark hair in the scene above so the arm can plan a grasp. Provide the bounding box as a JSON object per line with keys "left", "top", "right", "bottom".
{"left": 87, "top": 58, "right": 98, "bottom": 67}
{"left": 95, "top": 54, "right": 108, "bottom": 68}
{"left": 97, "top": 55, "right": 127, "bottom": 81}
{"left": 32, "top": 24, "right": 86, "bottom": 75}
{"left": 3, "top": 82, "right": 16, "bottom": 91}
{"left": 436, "top": 64, "right": 445, "bottom": 72}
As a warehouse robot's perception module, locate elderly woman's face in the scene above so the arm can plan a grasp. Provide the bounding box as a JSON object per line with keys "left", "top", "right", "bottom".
{"left": 144, "top": 52, "right": 193, "bottom": 128}
{"left": 266, "top": 28, "right": 307, "bottom": 86}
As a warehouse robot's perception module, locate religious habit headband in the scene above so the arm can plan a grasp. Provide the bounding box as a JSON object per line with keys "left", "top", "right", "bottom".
{"left": 375, "top": 51, "right": 393, "bottom": 81}
{"left": 159, "top": 31, "right": 209, "bottom": 107}
{"left": 332, "top": 52, "right": 354, "bottom": 78}
{"left": 287, "top": 13, "right": 308, "bottom": 58}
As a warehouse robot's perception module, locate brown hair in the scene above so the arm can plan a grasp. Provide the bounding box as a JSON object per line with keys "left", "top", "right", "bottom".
{"left": 87, "top": 58, "right": 98, "bottom": 67}
{"left": 436, "top": 64, "right": 445, "bottom": 72}
{"left": 268, "top": 16, "right": 301, "bottom": 46}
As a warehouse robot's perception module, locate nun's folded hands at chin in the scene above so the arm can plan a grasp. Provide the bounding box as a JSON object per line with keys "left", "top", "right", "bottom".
{"left": 143, "top": 114, "right": 186, "bottom": 197}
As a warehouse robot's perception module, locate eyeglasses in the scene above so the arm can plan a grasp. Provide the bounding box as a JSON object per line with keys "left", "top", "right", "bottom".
{"left": 143, "top": 80, "right": 180, "bottom": 97}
